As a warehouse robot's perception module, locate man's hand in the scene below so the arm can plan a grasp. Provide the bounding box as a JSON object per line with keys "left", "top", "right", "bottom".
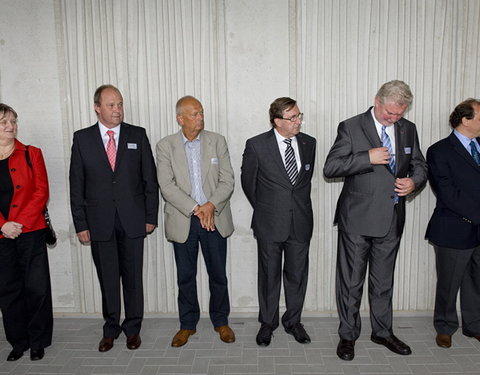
{"left": 146, "top": 223, "right": 156, "bottom": 234}
{"left": 369, "top": 147, "right": 392, "bottom": 165}
{"left": 1, "top": 221, "right": 23, "bottom": 239}
{"left": 77, "top": 230, "right": 91, "bottom": 243}
{"left": 395, "top": 177, "right": 415, "bottom": 196}
{"left": 194, "top": 202, "right": 216, "bottom": 231}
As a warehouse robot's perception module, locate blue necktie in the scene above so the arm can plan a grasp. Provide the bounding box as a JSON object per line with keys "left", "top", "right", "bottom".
{"left": 470, "top": 140, "right": 480, "bottom": 166}
{"left": 382, "top": 126, "right": 398, "bottom": 203}
{"left": 381, "top": 126, "right": 396, "bottom": 173}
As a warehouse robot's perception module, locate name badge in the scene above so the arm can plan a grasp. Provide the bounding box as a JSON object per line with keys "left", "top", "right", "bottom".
{"left": 404, "top": 147, "right": 411, "bottom": 154}
{"left": 211, "top": 158, "right": 219, "bottom": 165}
{"left": 127, "top": 143, "right": 137, "bottom": 149}
{"left": 305, "top": 164, "right": 311, "bottom": 171}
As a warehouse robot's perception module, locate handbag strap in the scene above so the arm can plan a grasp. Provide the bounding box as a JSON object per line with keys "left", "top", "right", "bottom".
{"left": 25, "top": 145, "right": 32, "bottom": 169}
{"left": 24, "top": 145, "right": 50, "bottom": 217}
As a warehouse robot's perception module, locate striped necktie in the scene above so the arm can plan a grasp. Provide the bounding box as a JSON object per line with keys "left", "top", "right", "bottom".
{"left": 470, "top": 140, "right": 480, "bottom": 165}
{"left": 381, "top": 126, "right": 396, "bottom": 173}
{"left": 283, "top": 138, "right": 298, "bottom": 184}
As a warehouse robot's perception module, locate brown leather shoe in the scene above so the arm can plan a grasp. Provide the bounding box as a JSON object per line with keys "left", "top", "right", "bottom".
{"left": 214, "top": 325, "right": 236, "bottom": 343}
{"left": 98, "top": 337, "right": 114, "bottom": 352}
{"left": 436, "top": 334, "right": 452, "bottom": 348}
{"left": 126, "top": 334, "right": 141, "bottom": 350}
{"left": 171, "top": 329, "right": 196, "bottom": 347}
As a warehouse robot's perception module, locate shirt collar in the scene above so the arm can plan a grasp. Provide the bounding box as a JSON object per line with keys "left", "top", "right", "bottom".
{"left": 98, "top": 121, "right": 120, "bottom": 135}
{"left": 273, "top": 128, "right": 297, "bottom": 144}
{"left": 181, "top": 132, "right": 201, "bottom": 145}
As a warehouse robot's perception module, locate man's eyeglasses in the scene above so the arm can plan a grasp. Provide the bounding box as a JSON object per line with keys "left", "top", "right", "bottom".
{"left": 281, "top": 113, "right": 304, "bottom": 122}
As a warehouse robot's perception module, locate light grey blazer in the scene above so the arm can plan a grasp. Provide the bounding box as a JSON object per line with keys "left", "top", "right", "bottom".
{"left": 156, "top": 129, "right": 234, "bottom": 243}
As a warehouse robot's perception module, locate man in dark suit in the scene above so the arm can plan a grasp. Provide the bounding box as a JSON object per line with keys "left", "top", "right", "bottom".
{"left": 324, "top": 80, "right": 427, "bottom": 360}
{"left": 156, "top": 96, "right": 236, "bottom": 347}
{"left": 426, "top": 98, "right": 480, "bottom": 349}
{"left": 69, "top": 84, "right": 159, "bottom": 352}
{"left": 241, "top": 97, "right": 316, "bottom": 346}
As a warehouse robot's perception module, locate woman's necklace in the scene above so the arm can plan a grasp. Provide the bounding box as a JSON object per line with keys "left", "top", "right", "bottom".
{"left": 0, "top": 143, "right": 15, "bottom": 159}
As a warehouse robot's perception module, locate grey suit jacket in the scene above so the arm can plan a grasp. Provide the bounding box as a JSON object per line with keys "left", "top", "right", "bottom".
{"left": 241, "top": 129, "right": 316, "bottom": 242}
{"left": 156, "top": 130, "right": 234, "bottom": 243}
{"left": 324, "top": 107, "right": 427, "bottom": 237}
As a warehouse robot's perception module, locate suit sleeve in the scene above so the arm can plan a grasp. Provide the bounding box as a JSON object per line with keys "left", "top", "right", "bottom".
{"left": 69, "top": 133, "right": 88, "bottom": 233}
{"left": 140, "top": 130, "right": 159, "bottom": 225}
{"left": 427, "top": 146, "right": 480, "bottom": 224}
{"left": 208, "top": 135, "right": 234, "bottom": 215}
{"left": 17, "top": 148, "right": 49, "bottom": 229}
{"left": 240, "top": 138, "right": 259, "bottom": 207}
{"left": 323, "top": 121, "right": 372, "bottom": 178}
{"left": 407, "top": 129, "right": 428, "bottom": 190}
{"left": 156, "top": 139, "right": 198, "bottom": 217}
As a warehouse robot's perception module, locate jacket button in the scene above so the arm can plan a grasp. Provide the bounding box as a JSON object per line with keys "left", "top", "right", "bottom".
{"left": 12, "top": 204, "right": 17, "bottom": 208}
{"left": 16, "top": 185, "right": 21, "bottom": 189}
{"left": 10, "top": 168, "right": 16, "bottom": 172}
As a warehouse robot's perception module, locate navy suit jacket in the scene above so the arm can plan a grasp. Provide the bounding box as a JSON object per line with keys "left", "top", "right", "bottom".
{"left": 426, "top": 132, "right": 480, "bottom": 249}
{"left": 241, "top": 129, "right": 316, "bottom": 242}
{"left": 69, "top": 122, "right": 159, "bottom": 241}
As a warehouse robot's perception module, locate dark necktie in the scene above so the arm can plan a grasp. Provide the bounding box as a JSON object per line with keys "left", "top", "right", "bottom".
{"left": 470, "top": 140, "right": 480, "bottom": 166}
{"left": 283, "top": 138, "right": 298, "bottom": 184}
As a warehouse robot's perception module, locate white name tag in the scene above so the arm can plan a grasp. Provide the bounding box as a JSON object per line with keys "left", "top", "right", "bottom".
{"left": 127, "top": 143, "right": 137, "bottom": 149}
{"left": 404, "top": 147, "right": 411, "bottom": 154}
{"left": 211, "top": 158, "right": 219, "bottom": 164}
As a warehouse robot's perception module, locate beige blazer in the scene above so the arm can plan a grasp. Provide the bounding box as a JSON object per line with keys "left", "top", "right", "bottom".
{"left": 156, "top": 130, "right": 234, "bottom": 243}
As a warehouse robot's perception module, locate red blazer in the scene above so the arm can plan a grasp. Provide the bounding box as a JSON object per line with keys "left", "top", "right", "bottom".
{"left": 0, "top": 140, "right": 49, "bottom": 238}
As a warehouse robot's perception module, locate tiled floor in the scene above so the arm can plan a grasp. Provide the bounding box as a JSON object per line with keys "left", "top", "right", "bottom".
{"left": 1, "top": 316, "right": 479, "bottom": 374}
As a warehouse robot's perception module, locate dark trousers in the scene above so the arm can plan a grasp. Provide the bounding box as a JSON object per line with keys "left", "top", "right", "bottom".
{"left": 0, "top": 230, "right": 53, "bottom": 352}
{"left": 91, "top": 213, "right": 145, "bottom": 338}
{"left": 256, "top": 234, "right": 310, "bottom": 330}
{"left": 434, "top": 244, "right": 480, "bottom": 336}
{"left": 336, "top": 209, "right": 401, "bottom": 341}
{"left": 173, "top": 216, "right": 230, "bottom": 330}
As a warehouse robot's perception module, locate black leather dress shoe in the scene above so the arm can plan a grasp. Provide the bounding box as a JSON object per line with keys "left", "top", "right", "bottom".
{"left": 7, "top": 350, "right": 24, "bottom": 361}
{"left": 371, "top": 334, "right": 411, "bottom": 355}
{"left": 285, "top": 323, "right": 311, "bottom": 344}
{"left": 256, "top": 325, "right": 273, "bottom": 347}
{"left": 336, "top": 339, "right": 355, "bottom": 361}
{"left": 30, "top": 348, "right": 45, "bottom": 361}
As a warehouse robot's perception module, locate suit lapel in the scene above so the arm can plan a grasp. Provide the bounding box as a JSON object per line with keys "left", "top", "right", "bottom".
{"left": 394, "top": 121, "right": 407, "bottom": 177}
{"left": 201, "top": 131, "right": 212, "bottom": 184}
{"left": 172, "top": 131, "right": 191, "bottom": 191}
{"left": 360, "top": 109, "right": 382, "bottom": 148}
{"left": 91, "top": 123, "right": 114, "bottom": 172}
{"left": 449, "top": 132, "right": 480, "bottom": 171}
{"left": 267, "top": 129, "right": 292, "bottom": 184}
{"left": 114, "top": 123, "right": 128, "bottom": 172}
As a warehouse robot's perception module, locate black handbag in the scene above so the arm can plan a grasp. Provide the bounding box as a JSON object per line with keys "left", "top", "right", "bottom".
{"left": 25, "top": 146, "right": 57, "bottom": 246}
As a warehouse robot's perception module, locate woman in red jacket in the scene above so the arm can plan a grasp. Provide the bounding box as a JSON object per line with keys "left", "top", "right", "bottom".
{"left": 0, "top": 103, "right": 53, "bottom": 361}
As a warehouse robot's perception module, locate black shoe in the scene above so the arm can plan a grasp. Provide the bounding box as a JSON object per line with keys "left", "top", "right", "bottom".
{"left": 30, "top": 348, "right": 45, "bottom": 361}
{"left": 256, "top": 325, "right": 273, "bottom": 347}
{"left": 371, "top": 334, "right": 411, "bottom": 355}
{"left": 336, "top": 339, "right": 355, "bottom": 361}
{"left": 285, "top": 323, "right": 311, "bottom": 344}
{"left": 7, "top": 350, "right": 24, "bottom": 361}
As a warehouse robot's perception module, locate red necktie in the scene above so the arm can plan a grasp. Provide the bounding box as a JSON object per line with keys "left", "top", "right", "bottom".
{"left": 106, "top": 130, "right": 116, "bottom": 171}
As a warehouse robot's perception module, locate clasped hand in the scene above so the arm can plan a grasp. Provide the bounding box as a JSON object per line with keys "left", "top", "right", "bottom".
{"left": 1, "top": 221, "right": 23, "bottom": 239}
{"left": 194, "top": 202, "right": 216, "bottom": 231}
